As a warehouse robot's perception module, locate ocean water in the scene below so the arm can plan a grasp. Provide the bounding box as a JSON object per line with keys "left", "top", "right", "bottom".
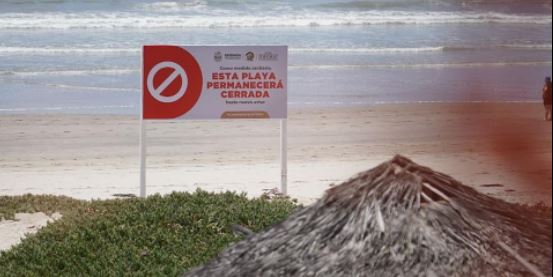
{"left": 0, "top": 0, "right": 551, "bottom": 114}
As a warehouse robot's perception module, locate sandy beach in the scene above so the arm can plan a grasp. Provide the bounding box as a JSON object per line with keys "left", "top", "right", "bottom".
{"left": 0, "top": 102, "right": 551, "bottom": 205}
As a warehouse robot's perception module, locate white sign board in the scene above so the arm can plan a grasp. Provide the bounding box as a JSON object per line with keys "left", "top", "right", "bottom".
{"left": 139, "top": 45, "right": 289, "bottom": 198}
{"left": 143, "top": 45, "right": 288, "bottom": 120}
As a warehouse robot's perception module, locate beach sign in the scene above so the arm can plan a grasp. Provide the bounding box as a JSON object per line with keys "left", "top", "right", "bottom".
{"left": 140, "top": 45, "right": 288, "bottom": 197}
{"left": 142, "top": 45, "right": 287, "bottom": 119}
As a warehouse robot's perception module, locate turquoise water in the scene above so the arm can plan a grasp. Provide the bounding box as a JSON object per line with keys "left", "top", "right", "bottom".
{"left": 0, "top": 0, "right": 551, "bottom": 113}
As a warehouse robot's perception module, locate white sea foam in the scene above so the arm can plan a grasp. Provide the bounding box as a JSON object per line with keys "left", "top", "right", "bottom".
{"left": 0, "top": 46, "right": 444, "bottom": 56}
{"left": 138, "top": 0, "right": 208, "bottom": 12}
{"left": 290, "top": 61, "right": 553, "bottom": 70}
{"left": 2, "top": 43, "right": 549, "bottom": 57}
{"left": 0, "top": 47, "right": 139, "bottom": 55}
{"left": 500, "top": 44, "right": 553, "bottom": 50}
{"left": 0, "top": 68, "right": 138, "bottom": 77}
{"left": 2, "top": 61, "right": 549, "bottom": 78}
{"left": 0, "top": 11, "right": 550, "bottom": 29}
{"left": 290, "top": 47, "right": 445, "bottom": 53}
{"left": 44, "top": 83, "right": 137, "bottom": 92}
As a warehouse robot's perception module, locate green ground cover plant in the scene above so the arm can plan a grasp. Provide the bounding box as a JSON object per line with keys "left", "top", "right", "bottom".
{"left": 0, "top": 191, "right": 297, "bottom": 276}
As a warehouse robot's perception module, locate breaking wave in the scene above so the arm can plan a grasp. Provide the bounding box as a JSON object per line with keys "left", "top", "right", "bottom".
{"left": 290, "top": 47, "right": 445, "bottom": 53}
{"left": 0, "top": 47, "right": 140, "bottom": 55}
{"left": 290, "top": 61, "right": 553, "bottom": 70}
{"left": 1, "top": 44, "right": 550, "bottom": 56}
{"left": 0, "top": 11, "right": 550, "bottom": 29}
{"left": 2, "top": 61, "right": 549, "bottom": 79}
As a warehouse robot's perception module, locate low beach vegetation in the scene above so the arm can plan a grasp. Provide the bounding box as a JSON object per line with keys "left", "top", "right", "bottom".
{"left": 0, "top": 191, "right": 297, "bottom": 276}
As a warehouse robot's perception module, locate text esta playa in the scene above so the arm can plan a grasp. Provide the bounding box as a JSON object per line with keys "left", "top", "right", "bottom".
{"left": 208, "top": 71, "right": 284, "bottom": 99}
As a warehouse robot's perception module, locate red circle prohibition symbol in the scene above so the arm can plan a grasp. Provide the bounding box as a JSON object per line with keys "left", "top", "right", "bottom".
{"left": 143, "top": 46, "right": 203, "bottom": 119}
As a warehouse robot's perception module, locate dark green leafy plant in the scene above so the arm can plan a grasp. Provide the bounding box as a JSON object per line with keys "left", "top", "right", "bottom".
{"left": 0, "top": 191, "right": 297, "bottom": 277}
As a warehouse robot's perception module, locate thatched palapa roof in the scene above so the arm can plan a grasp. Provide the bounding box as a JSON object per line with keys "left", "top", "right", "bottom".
{"left": 183, "top": 156, "right": 552, "bottom": 277}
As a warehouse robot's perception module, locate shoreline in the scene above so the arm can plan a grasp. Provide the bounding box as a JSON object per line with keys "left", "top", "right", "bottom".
{"left": 1, "top": 102, "right": 551, "bottom": 205}
{"left": 0, "top": 100, "right": 546, "bottom": 116}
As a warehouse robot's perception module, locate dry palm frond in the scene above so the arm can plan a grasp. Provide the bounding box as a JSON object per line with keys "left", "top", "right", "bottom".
{"left": 184, "top": 156, "right": 552, "bottom": 277}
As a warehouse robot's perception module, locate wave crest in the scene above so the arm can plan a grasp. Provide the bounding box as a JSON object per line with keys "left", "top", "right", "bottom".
{"left": 0, "top": 11, "right": 550, "bottom": 29}
{"left": 137, "top": 0, "right": 208, "bottom": 12}
{"left": 1, "top": 45, "right": 550, "bottom": 56}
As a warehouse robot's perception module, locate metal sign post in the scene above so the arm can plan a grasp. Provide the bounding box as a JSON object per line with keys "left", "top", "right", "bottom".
{"left": 139, "top": 118, "right": 146, "bottom": 198}
{"left": 139, "top": 52, "right": 146, "bottom": 198}
{"left": 280, "top": 119, "right": 288, "bottom": 195}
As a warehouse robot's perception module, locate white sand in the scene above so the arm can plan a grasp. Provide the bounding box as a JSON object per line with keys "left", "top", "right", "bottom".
{"left": 0, "top": 103, "right": 551, "bottom": 205}
{"left": 0, "top": 212, "right": 62, "bottom": 252}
